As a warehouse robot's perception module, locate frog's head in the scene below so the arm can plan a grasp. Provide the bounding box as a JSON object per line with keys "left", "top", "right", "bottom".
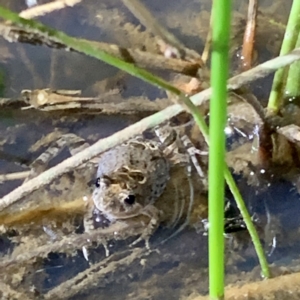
{"left": 92, "top": 168, "right": 146, "bottom": 221}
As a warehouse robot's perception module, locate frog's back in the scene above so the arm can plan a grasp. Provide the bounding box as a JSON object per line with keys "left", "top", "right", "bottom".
{"left": 96, "top": 139, "right": 170, "bottom": 204}
{"left": 96, "top": 144, "right": 131, "bottom": 178}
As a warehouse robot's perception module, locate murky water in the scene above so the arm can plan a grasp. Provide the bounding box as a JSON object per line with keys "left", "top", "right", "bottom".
{"left": 0, "top": 0, "right": 299, "bottom": 299}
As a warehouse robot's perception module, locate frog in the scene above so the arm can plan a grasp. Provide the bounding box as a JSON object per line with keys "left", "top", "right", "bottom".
{"left": 84, "top": 124, "right": 206, "bottom": 247}
{"left": 84, "top": 139, "right": 168, "bottom": 246}
{"left": 0, "top": 118, "right": 207, "bottom": 251}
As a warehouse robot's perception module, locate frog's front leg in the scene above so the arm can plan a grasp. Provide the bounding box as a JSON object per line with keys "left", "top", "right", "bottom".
{"left": 130, "top": 204, "right": 161, "bottom": 249}
{"left": 84, "top": 201, "right": 160, "bottom": 251}
{"left": 83, "top": 198, "right": 114, "bottom": 258}
{"left": 83, "top": 199, "right": 96, "bottom": 233}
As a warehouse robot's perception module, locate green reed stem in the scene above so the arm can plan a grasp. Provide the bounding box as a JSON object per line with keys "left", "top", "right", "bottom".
{"left": 0, "top": 5, "right": 269, "bottom": 280}
{"left": 285, "top": 31, "right": 300, "bottom": 99}
{"left": 223, "top": 169, "right": 270, "bottom": 278}
{"left": 267, "top": 0, "right": 300, "bottom": 114}
{"left": 176, "top": 100, "right": 269, "bottom": 284}
{"left": 208, "top": 0, "right": 230, "bottom": 298}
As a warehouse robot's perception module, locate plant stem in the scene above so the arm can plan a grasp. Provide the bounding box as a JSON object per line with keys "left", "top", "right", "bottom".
{"left": 267, "top": 0, "right": 300, "bottom": 114}
{"left": 223, "top": 168, "right": 270, "bottom": 278}
{"left": 208, "top": 0, "right": 230, "bottom": 298}
{"left": 285, "top": 32, "right": 300, "bottom": 99}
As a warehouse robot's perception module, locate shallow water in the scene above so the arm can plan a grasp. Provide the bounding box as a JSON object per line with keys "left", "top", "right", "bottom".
{"left": 0, "top": 0, "right": 299, "bottom": 299}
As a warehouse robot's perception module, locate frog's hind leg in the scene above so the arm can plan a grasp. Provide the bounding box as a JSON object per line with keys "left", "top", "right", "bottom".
{"left": 154, "top": 123, "right": 207, "bottom": 179}
{"left": 179, "top": 133, "right": 208, "bottom": 179}
{"left": 161, "top": 173, "right": 195, "bottom": 244}
{"left": 154, "top": 123, "right": 204, "bottom": 243}
{"left": 169, "top": 184, "right": 185, "bottom": 229}
{"left": 25, "top": 133, "right": 90, "bottom": 181}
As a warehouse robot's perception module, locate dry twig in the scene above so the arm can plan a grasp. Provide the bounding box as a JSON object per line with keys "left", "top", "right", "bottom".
{"left": 37, "top": 98, "right": 170, "bottom": 113}
{"left": 0, "top": 23, "right": 200, "bottom": 76}
{"left": 192, "top": 270, "right": 300, "bottom": 300}
{"left": 19, "top": 0, "right": 83, "bottom": 19}
{"left": 241, "top": 0, "right": 258, "bottom": 70}
{"left": 0, "top": 282, "right": 31, "bottom": 300}
{"left": 0, "top": 171, "right": 30, "bottom": 182}
{"left": 122, "top": 0, "right": 203, "bottom": 63}
{"left": 44, "top": 247, "right": 150, "bottom": 299}
{"left": 0, "top": 222, "right": 144, "bottom": 268}
{"left": 201, "top": 14, "right": 212, "bottom": 64}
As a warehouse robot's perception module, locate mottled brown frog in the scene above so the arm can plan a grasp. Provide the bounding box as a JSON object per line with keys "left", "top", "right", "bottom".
{"left": 84, "top": 123, "right": 207, "bottom": 247}
{"left": 84, "top": 137, "right": 171, "bottom": 246}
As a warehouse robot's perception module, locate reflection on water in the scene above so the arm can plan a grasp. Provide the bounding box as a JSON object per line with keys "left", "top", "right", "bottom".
{"left": 0, "top": 0, "right": 299, "bottom": 299}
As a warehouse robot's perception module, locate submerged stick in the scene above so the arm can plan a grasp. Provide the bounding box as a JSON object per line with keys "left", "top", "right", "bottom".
{"left": 241, "top": 0, "right": 258, "bottom": 70}
{"left": 201, "top": 14, "right": 212, "bottom": 64}
{"left": 0, "top": 282, "right": 31, "bottom": 300}
{"left": 122, "top": 0, "right": 202, "bottom": 62}
{"left": 44, "top": 247, "right": 149, "bottom": 299}
{"left": 192, "top": 270, "right": 300, "bottom": 300}
{"left": 0, "top": 23, "right": 200, "bottom": 76}
{"left": 0, "top": 222, "right": 143, "bottom": 268}
{"left": 0, "top": 171, "right": 30, "bottom": 182}
{"left": 19, "top": 0, "right": 83, "bottom": 19}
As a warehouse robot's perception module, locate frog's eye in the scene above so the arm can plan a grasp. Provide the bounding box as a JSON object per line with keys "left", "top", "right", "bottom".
{"left": 124, "top": 195, "right": 135, "bottom": 205}
{"left": 97, "top": 176, "right": 112, "bottom": 187}
{"left": 95, "top": 177, "right": 101, "bottom": 188}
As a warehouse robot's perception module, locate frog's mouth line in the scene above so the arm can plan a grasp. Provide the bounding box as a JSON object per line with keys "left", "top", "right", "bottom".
{"left": 101, "top": 202, "right": 148, "bottom": 221}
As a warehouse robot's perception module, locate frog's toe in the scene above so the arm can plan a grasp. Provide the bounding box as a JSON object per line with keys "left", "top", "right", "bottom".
{"left": 129, "top": 234, "right": 151, "bottom": 249}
